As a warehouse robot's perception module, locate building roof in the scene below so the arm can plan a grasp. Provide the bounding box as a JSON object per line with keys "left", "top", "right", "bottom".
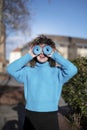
{"left": 46, "top": 34, "right": 87, "bottom": 44}
{"left": 12, "top": 47, "right": 22, "bottom": 52}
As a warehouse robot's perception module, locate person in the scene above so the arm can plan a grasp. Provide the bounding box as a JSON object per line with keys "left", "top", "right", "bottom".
{"left": 6, "top": 35, "right": 78, "bottom": 130}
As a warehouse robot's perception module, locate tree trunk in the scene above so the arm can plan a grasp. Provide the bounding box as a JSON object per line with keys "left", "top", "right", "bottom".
{"left": 0, "top": 0, "right": 6, "bottom": 72}
{"left": 0, "top": 0, "right": 3, "bottom": 44}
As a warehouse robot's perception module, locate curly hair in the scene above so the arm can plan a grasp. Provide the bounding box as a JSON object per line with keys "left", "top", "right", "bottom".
{"left": 29, "top": 35, "right": 56, "bottom": 67}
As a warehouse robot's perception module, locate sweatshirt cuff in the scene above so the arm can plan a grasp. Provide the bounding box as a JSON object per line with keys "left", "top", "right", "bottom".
{"left": 51, "top": 51, "right": 60, "bottom": 61}
{"left": 26, "top": 53, "right": 33, "bottom": 61}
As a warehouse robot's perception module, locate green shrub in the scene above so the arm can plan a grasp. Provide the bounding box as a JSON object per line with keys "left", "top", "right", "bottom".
{"left": 62, "top": 57, "right": 87, "bottom": 128}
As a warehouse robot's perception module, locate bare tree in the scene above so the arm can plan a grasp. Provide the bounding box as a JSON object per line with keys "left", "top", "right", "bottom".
{"left": 0, "top": 0, "right": 31, "bottom": 72}
{"left": 0, "top": 0, "right": 31, "bottom": 43}
{"left": 3, "top": 0, "right": 31, "bottom": 33}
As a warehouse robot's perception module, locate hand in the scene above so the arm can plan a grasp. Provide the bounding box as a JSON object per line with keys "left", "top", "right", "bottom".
{"left": 47, "top": 48, "right": 56, "bottom": 57}
{"left": 28, "top": 45, "right": 36, "bottom": 58}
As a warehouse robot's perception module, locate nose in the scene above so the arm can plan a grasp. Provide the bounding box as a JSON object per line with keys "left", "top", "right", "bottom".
{"left": 40, "top": 50, "right": 44, "bottom": 54}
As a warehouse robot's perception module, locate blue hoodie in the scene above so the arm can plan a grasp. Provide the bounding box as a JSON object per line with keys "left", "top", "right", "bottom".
{"left": 6, "top": 52, "right": 77, "bottom": 112}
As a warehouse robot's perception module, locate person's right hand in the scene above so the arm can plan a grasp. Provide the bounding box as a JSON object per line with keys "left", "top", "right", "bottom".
{"left": 28, "top": 45, "right": 36, "bottom": 58}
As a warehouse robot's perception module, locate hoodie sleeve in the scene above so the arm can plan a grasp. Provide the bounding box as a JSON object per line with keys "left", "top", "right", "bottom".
{"left": 6, "top": 53, "right": 33, "bottom": 83}
{"left": 51, "top": 52, "right": 78, "bottom": 84}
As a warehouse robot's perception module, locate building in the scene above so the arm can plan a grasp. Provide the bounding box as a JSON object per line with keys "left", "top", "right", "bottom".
{"left": 9, "top": 35, "right": 87, "bottom": 63}
{"left": 46, "top": 35, "right": 87, "bottom": 59}
{"left": 9, "top": 48, "right": 22, "bottom": 63}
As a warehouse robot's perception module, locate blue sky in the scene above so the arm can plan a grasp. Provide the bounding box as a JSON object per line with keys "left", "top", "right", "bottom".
{"left": 6, "top": 0, "right": 87, "bottom": 59}
{"left": 31, "top": 0, "right": 87, "bottom": 38}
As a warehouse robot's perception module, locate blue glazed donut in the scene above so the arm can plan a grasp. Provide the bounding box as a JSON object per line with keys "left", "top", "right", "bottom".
{"left": 43, "top": 45, "right": 52, "bottom": 55}
{"left": 33, "top": 45, "right": 41, "bottom": 55}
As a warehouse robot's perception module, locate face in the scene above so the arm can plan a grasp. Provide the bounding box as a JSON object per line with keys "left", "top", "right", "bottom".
{"left": 36, "top": 44, "right": 49, "bottom": 63}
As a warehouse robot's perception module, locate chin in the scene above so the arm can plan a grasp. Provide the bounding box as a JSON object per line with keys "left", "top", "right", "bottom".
{"left": 39, "top": 60, "right": 46, "bottom": 63}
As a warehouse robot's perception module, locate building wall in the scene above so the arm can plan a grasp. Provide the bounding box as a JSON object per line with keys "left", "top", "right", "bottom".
{"left": 77, "top": 48, "right": 87, "bottom": 57}
{"left": 9, "top": 51, "right": 22, "bottom": 63}
{"left": 56, "top": 46, "right": 68, "bottom": 59}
